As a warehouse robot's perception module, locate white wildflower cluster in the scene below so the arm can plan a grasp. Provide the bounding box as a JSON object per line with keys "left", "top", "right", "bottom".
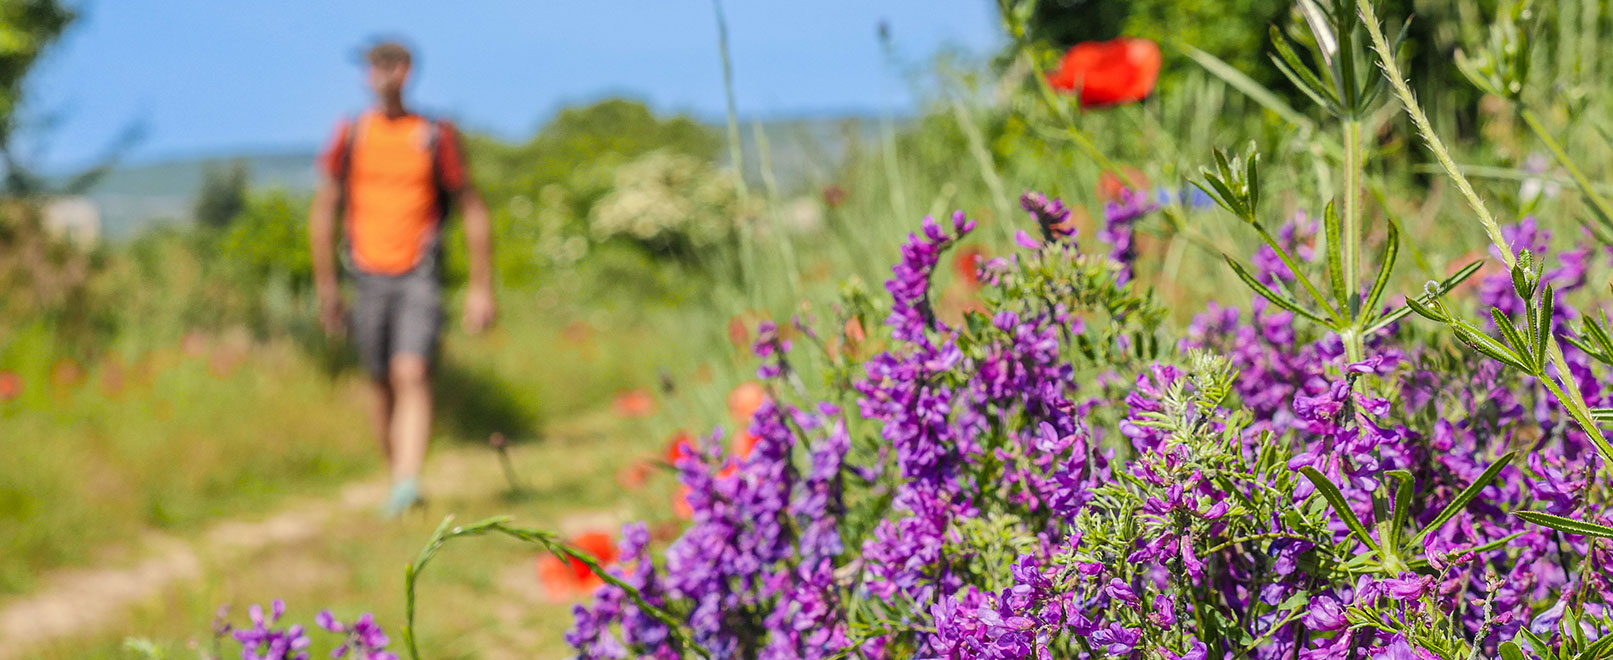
{"left": 587, "top": 150, "right": 742, "bottom": 249}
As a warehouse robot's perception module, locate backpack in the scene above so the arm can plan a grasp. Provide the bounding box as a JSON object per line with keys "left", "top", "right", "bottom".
{"left": 332, "top": 113, "right": 454, "bottom": 274}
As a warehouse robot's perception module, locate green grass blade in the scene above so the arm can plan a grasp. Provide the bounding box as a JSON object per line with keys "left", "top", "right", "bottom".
{"left": 1223, "top": 255, "right": 1332, "bottom": 326}
{"left": 1386, "top": 469, "right": 1413, "bottom": 548}
{"left": 1361, "top": 218, "right": 1399, "bottom": 323}
{"left": 1300, "top": 466, "right": 1380, "bottom": 554}
{"left": 1515, "top": 511, "right": 1613, "bottom": 539}
{"left": 1322, "top": 199, "right": 1349, "bottom": 310}
{"left": 1365, "top": 260, "right": 1482, "bottom": 335}
{"left": 1411, "top": 451, "right": 1515, "bottom": 544}
{"left": 1178, "top": 43, "right": 1320, "bottom": 137}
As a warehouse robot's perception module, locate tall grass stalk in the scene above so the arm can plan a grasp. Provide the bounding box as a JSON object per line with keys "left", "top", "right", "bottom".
{"left": 709, "top": 0, "right": 758, "bottom": 305}
{"left": 876, "top": 24, "right": 910, "bottom": 225}
{"left": 1357, "top": 0, "right": 1600, "bottom": 443}
{"left": 947, "top": 93, "right": 1013, "bottom": 237}
{"left": 750, "top": 120, "right": 802, "bottom": 298}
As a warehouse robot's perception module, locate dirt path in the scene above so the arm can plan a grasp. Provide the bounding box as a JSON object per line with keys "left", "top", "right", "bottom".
{"left": 0, "top": 440, "right": 625, "bottom": 659}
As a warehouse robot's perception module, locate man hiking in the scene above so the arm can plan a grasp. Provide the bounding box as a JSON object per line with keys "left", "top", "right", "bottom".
{"left": 310, "top": 39, "right": 496, "bottom": 518}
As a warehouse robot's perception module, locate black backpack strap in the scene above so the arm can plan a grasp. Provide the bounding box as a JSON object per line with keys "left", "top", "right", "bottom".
{"left": 420, "top": 116, "right": 449, "bottom": 273}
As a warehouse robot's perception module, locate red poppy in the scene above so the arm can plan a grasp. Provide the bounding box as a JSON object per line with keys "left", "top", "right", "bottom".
{"left": 952, "top": 245, "right": 986, "bottom": 288}
{"left": 728, "top": 316, "right": 750, "bottom": 349}
{"left": 726, "top": 381, "right": 767, "bottom": 423}
{"left": 611, "top": 389, "right": 656, "bottom": 418}
{"left": 843, "top": 318, "right": 867, "bottom": 346}
{"left": 732, "top": 431, "right": 761, "bottom": 460}
{"left": 822, "top": 184, "right": 847, "bottom": 208}
{"left": 1047, "top": 38, "right": 1162, "bottom": 108}
{"left": 51, "top": 360, "right": 85, "bottom": 389}
{"left": 1098, "top": 167, "right": 1152, "bottom": 204}
{"left": 615, "top": 460, "right": 652, "bottom": 490}
{"left": 0, "top": 371, "right": 20, "bottom": 402}
{"left": 673, "top": 484, "right": 695, "bottom": 520}
{"left": 561, "top": 320, "right": 593, "bottom": 345}
{"left": 663, "top": 430, "right": 695, "bottom": 465}
{"left": 535, "top": 531, "right": 619, "bottom": 601}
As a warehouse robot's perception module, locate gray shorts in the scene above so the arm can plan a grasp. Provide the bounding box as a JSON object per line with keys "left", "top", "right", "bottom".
{"left": 350, "top": 261, "right": 442, "bottom": 382}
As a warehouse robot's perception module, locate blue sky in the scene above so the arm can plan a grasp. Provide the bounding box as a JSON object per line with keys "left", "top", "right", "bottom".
{"left": 30, "top": 1, "right": 1002, "bottom": 170}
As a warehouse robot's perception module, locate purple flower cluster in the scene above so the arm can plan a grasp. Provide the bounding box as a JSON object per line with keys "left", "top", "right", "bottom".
{"left": 1098, "top": 187, "right": 1157, "bottom": 284}
{"left": 315, "top": 611, "right": 397, "bottom": 660}
{"left": 231, "top": 600, "right": 311, "bottom": 660}
{"left": 558, "top": 200, "right": 1613, "bottom": 660}
{"left": 211, "top": 601, "right": 394, "bottom": 660}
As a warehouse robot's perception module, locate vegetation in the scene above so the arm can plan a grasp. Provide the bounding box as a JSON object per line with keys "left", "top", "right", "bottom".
{"left": 5, "top": 0, "right": 1613, "bottom": 658}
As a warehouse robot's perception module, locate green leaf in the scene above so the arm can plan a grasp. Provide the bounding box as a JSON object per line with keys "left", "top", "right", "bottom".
{"left": 1268, "top": 26, "right": 1338, "bottom": 108}
{"left": 1366, "top": 260, "right": 1484, "bottom": 334}
{"left": 1449, "top": 319, "right": 1533, "bottom": 373}
{"left": 1404, "top": 297, "right": 1445, "bottom": 322}
{"left": 1223, "top": 255, "right": 1332, "bottom": 326}
{"left": 1521, "top": 628, "right": 1552, "bottom": 660}
{"left": 1491, "top": 309, "right": 1535, "bottom": 371}
{"left": 1277, "top": 590, "right": 1312, "bottom": 611}
{"left": 1515, "top": 511, "right": 1613, "bottom": 539}
{"left": 1322, "top": 199, "right": 1349, "bottom": 309}
{"left": 1500, "top": 641, "right": 1526, "bottom": 660}
{"left": 1244, "top": 144, "right": 1261, "bottom": 211}
{"left": 1300, "top": 466, "right": 1380, "bottom": 554}
{"left": 1386, "top": 470, "right": 1413, "bottom": 547}
{"left": 1411, "top": 451, "right": 1516, "bottom": 544}
{"left": 1360, "top": 218, "right": 1399, "bottom": 324}
{"left": 1197, "top": 176, "right": 1245, "bottom": 219}
{"left": 1179, "top": 42, "right": 1321, "bottom": 137}
{"left": 1573, "top": 633, "right": 1613, "bottom": 660}
{"left": 1537, "top": 283, "right": 1554, "bottom": 370}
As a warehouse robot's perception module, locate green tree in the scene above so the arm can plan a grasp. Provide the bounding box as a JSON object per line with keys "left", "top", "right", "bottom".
{"left": 193, "top": 159, "right": 249, "bottom": 230}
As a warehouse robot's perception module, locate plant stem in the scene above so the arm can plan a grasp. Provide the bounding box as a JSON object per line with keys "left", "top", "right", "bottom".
{"left": 1341, "top": 117, "right": 1364, "bottom": 363}
{"left": 1355, "top": 0, "right": 1511, "bottom": 259}
{"left": 710, "top": 0, "right": 757, "bottom": 305}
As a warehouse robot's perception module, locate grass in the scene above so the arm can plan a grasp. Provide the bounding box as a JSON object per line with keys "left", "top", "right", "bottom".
{"left": 24, "top": 411, "right": 678, "bottom": 660}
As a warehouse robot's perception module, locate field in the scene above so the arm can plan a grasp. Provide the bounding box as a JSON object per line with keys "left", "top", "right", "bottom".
{"left": 6, "top": 1, "right": 1613, "bottom": 659}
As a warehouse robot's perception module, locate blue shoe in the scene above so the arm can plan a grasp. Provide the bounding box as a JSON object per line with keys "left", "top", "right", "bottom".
{"left": 381, "top": 478, "right": 422, "bottom": 519}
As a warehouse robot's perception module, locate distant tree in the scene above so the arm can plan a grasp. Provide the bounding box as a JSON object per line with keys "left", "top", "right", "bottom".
{"left": 471, "top": 98, "right": 720, "bottom": 208}
{"left": 0, "top": 0, "right": 75, "bottom": 194}
{"left": 193, "top": 160, "right": 250, "bottom": 230}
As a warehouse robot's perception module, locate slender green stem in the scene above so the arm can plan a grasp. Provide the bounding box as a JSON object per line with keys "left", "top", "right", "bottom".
{"left": 1518, "top": 107, "right": 1613, "bottom": 234}
{"left": 710, "top": 0, "right": 757, "bottom": 304}
{"left": 1355, "top": 0, "right": 1512, "bottom": 260}
{"left": 1341, "top": 117, "right": 1364, "bottom": 363}
{"left": 403, "top": 516, "right": 713, "bottom": 660}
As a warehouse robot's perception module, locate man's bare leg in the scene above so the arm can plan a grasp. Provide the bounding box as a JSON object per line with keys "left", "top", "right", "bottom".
{"left": 386, "top": 353, "right": 432, "bottom": 492}
{"left": 369, "top": 381, "right": 394, "bottom": 464}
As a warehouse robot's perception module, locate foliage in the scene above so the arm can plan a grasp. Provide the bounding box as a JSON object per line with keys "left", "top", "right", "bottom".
{"left": 193, "top": 159, "right": 249, "bottom": 230}
{"left": 214, "top": 189, "right": 313, "bottom": 291}
{"left": 587, "top": 149, "right": 744, "bottom": 258}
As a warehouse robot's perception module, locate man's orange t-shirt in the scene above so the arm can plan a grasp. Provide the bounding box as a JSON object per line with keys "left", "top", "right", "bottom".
{"left": 319, "top": 111, "right": 469, "bottom": 275}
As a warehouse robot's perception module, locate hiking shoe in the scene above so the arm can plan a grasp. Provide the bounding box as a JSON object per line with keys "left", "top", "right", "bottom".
{"left": 380, "top": 478, "right": 423, "bottom": 519}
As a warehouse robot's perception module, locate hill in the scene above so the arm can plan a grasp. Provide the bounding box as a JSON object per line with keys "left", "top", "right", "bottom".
{"left": 76, "top": 115, "right": 884, "bottom": 241}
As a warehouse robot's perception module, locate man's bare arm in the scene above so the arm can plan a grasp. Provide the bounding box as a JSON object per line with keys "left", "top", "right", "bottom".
{"left": 309, "top": 176, "right": 344, "bottom": 335}
{"left": 460, "top": 187, "right": 496, "bottom": 333}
